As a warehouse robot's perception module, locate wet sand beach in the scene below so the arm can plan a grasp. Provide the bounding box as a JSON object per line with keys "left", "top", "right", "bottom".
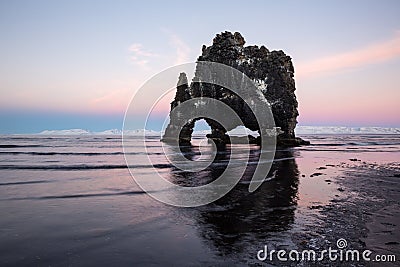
{"left": 0, "top": 134, "right": 398, "bottom": 266}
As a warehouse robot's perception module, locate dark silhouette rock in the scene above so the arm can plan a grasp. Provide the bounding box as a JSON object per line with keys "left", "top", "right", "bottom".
{"left": 162, "top": 31, "right": 309, "bottom": 146}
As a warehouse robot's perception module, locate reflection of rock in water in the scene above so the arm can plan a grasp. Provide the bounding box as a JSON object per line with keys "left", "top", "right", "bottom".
{"left": 166, "top": 144, "right": 231, "bottom": 186}
{"left": 167, "top": 145, "right": 299, "bottom": 256}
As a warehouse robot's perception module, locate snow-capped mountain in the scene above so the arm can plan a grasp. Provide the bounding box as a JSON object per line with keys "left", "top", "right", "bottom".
{"left": 37, "top": 126, "right": 400, "bottom": 136}
{"left": 39, "top": 129, "right": 92, "bottom": 135}
{"left": 295, "top": 126, "right": 400, "bottom": 135}
{"left": 122, "top": 129, "right": 160, "bottom": 136}
{"left": 38, "top": 129, "right": 160, "bottom": 136}
{"left": 192, "top": 126, "right": 259, "bottom": 136}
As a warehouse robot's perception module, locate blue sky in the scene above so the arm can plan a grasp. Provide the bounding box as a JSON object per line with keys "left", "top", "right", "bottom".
{"left": 0, "top": 0, "right": 399, "bottom": 133}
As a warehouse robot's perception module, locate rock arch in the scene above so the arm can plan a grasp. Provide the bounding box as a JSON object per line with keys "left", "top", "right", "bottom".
{"left": 178, "top": 117, "right": 231, "bottom": 144}
{"left": 162, "top": 32, "right": 309, "bottom": 146}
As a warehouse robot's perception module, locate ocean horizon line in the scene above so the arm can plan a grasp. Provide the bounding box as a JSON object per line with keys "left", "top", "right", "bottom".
{"left": 1, "top": 126, "right": 399, "bottom": 136}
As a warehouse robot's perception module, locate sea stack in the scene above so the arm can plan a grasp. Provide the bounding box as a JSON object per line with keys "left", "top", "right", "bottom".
{"left": 163, "top": 31, "right": 309, "bottom": 146}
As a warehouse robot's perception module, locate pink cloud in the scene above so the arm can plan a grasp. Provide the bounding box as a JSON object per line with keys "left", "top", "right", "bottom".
{"left": 169, "top": 33, "right": 191, "bottom": 65}
{"left": 161, "top": 28, "right": 192, "bottom": 65}
{"left": 297, "top": 90, "right": 400, "bottom": 126}
{"left": 296, "top": 31, "right": 400, "bottom": 79}
{"left": 129, "top": 43, "right": 158, "bottom": 67}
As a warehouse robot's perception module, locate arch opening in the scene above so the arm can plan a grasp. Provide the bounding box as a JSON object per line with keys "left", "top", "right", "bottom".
{"left": 192, "top": 119, "right": 212, "bottom": 140}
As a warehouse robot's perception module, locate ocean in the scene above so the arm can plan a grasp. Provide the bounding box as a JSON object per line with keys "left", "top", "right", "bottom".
{"left": 0, "top": 134, "right": 399, "bottom": 266}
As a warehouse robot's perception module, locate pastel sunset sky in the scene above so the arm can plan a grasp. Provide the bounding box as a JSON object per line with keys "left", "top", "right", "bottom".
{"left": 1, "top": 0, "right": 399, "bottom": 133}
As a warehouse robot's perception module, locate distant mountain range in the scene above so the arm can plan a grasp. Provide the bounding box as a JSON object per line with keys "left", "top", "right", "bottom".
{"left": 38, "top": 129, "right": 160, "bottom": 136}
{"left": 36, "top": 126, "right": 400, "bottom": 136}
{"left": 295, "top": 126, "right": 400, "bottom": 135}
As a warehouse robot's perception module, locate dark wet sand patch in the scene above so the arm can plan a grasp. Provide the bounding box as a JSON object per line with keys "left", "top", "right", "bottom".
{"left": 292, "top": 161, "right": 399, "bottom": 266}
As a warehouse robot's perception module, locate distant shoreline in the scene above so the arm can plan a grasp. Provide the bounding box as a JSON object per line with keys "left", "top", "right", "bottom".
{"left": 0, "top": 126, "right": 399, "bottom": 136}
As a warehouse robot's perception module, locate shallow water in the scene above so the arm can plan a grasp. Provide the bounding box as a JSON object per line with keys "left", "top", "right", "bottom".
{"left": 0, "top": 134, "right": 399, "bottom": 266}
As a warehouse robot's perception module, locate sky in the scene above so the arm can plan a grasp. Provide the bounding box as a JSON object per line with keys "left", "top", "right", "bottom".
{"left": 0, "top": 0, "right": 399, "bottom": 133}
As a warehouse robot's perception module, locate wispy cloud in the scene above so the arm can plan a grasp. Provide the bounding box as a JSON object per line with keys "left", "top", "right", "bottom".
{"left": 129, "top": 43, "right": 158, "bottom": 67}
{"left": 128, "top": 31, "right": 191, "bottom": 68}
{"left": 297, "top": 31, "right": 400, "bottom": 79}
{"left": 170, "top": 34, "right": 191, "bottom": 65}
{"left": 162, "top": 29, "right": 191, "bottom": 65}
